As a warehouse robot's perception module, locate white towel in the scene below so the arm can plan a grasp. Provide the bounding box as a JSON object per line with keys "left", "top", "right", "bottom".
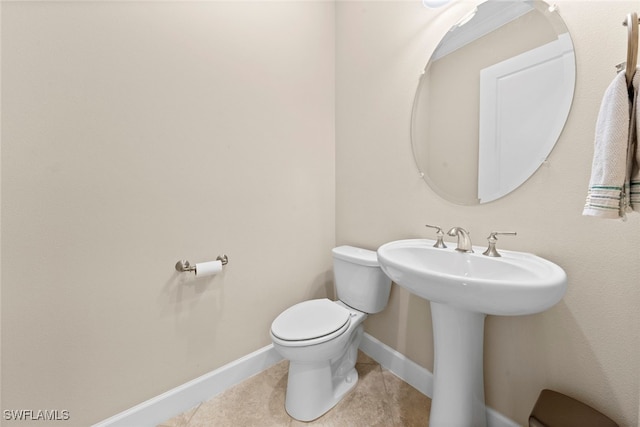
{"left": 583, "top": 71, "right": 634, "bottom": 218}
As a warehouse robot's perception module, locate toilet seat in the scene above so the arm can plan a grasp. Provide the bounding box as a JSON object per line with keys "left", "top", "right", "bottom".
{"left": 271, "top": 299, "right": 351, "bottom": 345}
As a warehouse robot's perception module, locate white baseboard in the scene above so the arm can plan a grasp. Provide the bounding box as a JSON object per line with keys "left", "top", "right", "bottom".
{"left": 92, "top": 345, "right": 283, "bottom": 427}
{"left": 93, "top": 333, "right": 520, "bottom": 427}
{"left": 359, "top": 332, "right": 434, "bottom": 397}
{"left": 359, "top": 333, "right": 521, "bottom": 427}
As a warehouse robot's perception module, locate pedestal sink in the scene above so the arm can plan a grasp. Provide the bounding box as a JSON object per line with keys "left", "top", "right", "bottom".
{"left": 377, "top": 239, "right": 567, "bottom": 427}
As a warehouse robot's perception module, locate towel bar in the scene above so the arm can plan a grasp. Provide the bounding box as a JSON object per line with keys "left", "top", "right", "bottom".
{"left": 622, "top": 12, "right": 638, "bottom": 88}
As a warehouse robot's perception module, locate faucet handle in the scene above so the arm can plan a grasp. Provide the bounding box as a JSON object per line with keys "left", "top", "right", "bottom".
{"left": 425, "top": 224, "right": 447, "bottom": 248}
{"left": 482, "top": 231, "right": 517, "bottom": 257}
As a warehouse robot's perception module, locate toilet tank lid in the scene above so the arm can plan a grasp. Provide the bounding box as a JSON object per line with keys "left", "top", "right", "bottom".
{"left": 332, "top": 246, "right": 379, "bottom": 267}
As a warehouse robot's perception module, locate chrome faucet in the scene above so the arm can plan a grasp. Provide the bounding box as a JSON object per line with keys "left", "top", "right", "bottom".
{"left": 447, "top": 227, "right": 473, "bottom": 252}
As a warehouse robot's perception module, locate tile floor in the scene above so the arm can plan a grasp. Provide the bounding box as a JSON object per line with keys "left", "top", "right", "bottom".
{"left": 158, "top": 351, "right": 431, "bottom": 427}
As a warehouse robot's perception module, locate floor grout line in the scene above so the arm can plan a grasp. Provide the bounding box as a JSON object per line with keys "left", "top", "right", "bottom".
{"left": 182, "top": 402, "right": 201, "bottom": 427}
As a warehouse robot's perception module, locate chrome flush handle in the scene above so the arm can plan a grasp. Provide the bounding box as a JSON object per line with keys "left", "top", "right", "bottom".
{"left": 425, "top": 224, "right": 447, "bottom": 248}
{"left": 482, "top": 231, "right": 517, "bottom": 257}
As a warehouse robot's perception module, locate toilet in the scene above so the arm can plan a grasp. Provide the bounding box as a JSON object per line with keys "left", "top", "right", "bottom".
{"left": 270, "top": 245, "right": 392, "bottom": 422}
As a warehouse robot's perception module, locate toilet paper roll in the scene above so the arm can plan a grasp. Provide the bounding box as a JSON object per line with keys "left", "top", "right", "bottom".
{"left": 194, "top": 260, "right": 222, "bottom": 277}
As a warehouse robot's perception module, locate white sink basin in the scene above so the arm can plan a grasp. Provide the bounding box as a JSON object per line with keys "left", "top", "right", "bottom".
{"left": 377, "top": 238, "right": 567, "bottom": 316}
{"left": 376, "top": 238, "right": 568, "bottom": 427}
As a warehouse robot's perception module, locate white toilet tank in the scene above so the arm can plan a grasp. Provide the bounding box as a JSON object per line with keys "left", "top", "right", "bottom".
{"left": 332, "top": 246, "right": 391, "bottom": 314}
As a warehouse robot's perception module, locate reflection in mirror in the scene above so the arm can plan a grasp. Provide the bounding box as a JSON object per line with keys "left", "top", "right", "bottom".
{"left": 411, "top": 0, "right": 575, "bottom": 205}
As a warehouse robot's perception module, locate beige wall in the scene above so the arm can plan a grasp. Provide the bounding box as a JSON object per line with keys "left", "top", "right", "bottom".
{"left": 337, "top": 1, "right": 639, "bottom": 426}
{"left": 3, "top": 1, "right": 640, "bottom": 426}
{"left": 1, "top": 2, "right": 335, "bottom": 426}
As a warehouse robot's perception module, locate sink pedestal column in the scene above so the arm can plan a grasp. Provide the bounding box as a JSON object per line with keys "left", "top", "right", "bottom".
{"left": 430, "top": 302, "right": 487, "bottom": 427}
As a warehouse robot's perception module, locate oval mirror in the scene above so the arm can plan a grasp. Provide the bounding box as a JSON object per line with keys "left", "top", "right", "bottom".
{"left": 411, "top": 0, "right": 576, "bottom": 205}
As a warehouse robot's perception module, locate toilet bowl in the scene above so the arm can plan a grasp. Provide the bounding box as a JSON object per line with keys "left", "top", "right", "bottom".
{"left": 270, "top": 246, "right": 391, "bottom": 422}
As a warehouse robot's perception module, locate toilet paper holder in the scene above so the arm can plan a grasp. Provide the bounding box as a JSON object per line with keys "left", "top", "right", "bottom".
{"left": 175, "top": 255, "right": 229, "bottom": 273}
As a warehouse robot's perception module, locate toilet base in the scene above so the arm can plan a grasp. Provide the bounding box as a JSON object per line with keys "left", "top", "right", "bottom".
{"left": 285, "top": 363, "right": 358, "bottom": 421}
{"left": 283, "top": 324, "right": 363, "bottom": 421}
